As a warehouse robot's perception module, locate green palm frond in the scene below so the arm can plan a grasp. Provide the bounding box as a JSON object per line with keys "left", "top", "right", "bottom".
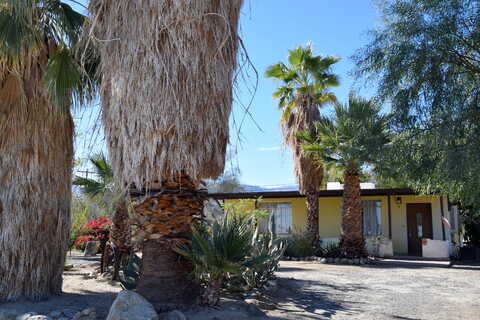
{"left": 299, "top": 94, "right": 390, "bottom": 173}
{"left": 0, "top": 0, "right": 99, "bottom": 110}
{"left": 73, "top": 153, "right": 113, "bottom": 198}
{"left": 266, "top": 43, "right": 340, "bottom": 123}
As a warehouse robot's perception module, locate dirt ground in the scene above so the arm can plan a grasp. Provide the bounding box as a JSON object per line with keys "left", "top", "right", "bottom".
{"left": 0, "top": 254, "right": 479, "bottom": 319}
{"left": 0, "top": 252, "right": 121, "bottom": 319}
{"left": 264, "top": 260, "right": 480, "bottom": 320}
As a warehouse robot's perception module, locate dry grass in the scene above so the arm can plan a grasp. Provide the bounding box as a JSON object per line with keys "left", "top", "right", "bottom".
{"left": 0, "top": 47, "right": 74, "bottom": 301}
{"left": 87, "top": 0, "right": 244, "bottom": 189}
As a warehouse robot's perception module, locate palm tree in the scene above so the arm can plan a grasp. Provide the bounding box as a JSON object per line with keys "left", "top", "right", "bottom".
{"left": 87, "top": 1, "right": 244, "bottom": 308}
{"left": 0, "top": 1, "right": 97, "bottom": 301}
{"left": 73, "top": 153, "right": 131, "bottom": 272}
{"left": 299, "top": 94, "right": 389, "bottom": 257}
{"left": 266, "top": 44, "right": 339, "bottom": 245}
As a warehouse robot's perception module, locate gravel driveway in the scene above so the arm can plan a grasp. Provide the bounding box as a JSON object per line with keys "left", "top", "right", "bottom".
{"left": 265, "top": 260, "right": 480, "bottom": 320}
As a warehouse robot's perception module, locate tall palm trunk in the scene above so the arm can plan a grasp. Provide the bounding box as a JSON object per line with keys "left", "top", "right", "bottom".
{"left": 0, "top": 72, "right": 74, "bottom": 301}
{"left": 89, "top": 0, "right": 243, "bottom": 309}
{"left": 110, "top": 197, "right": 131, "bottom": 251}
{"left": 305, "top": 190, "right": 320, "bottom": 245}
{"left": 340, "top": 166, "right": 366, "bottom": 257}
{"left": 132, "top": 176, "right": 203, "bottom": 310}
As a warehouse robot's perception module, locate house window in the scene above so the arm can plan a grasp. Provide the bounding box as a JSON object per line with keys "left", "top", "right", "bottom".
{"left": 363, "top": 200, "right": 382, "bottom": 236}
{"left": 257, "top": 202, "right": 292, "bottom": 235}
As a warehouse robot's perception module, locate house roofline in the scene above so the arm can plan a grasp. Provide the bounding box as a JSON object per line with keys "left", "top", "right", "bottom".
{"left": 208, "top": 188, "right": 418, "bottom": 199}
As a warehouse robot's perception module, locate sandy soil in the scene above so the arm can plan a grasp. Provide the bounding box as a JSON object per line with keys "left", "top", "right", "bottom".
{"left": 0, "top": 252, "right": 121, "bottom": 319}
{"left": 263, "top": 260, "right": 480, "bottom": 320}
{"left": 1, "top": 255, "right": 479, "bottom": 320}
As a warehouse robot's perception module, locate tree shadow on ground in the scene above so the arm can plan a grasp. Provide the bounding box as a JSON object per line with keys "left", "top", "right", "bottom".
{"left": 362, "top": 260, "right": 480, "bottom": 271}
{"left": 0, "top": 291, "right": 117, "bottom": 319}
{"left": 261, "top": 277, "right": 365, "bottom": 319}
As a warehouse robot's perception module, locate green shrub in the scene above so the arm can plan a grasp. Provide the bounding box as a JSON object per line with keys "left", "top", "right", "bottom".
{"left": 175, "top": 214, "right": 283, "bottom": 305}
{"left": 284, "top": 230, "right": 317, "bottom": 258}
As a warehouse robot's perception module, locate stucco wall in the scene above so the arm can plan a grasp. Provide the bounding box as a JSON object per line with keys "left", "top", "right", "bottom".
{"left": 224, "top": 193, "right": 450, "bottom": 255}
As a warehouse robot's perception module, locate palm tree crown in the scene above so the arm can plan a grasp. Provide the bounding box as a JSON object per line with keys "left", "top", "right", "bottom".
{"left": 266, "top": 44, "right": 340, "bottom": 193}
{"left": 74, "top": 153, "right": 114, "bottom": 198}
{"left": 0, "top": 0, "right": 97, "bottom": 109}
{"left": 266, "top": 44, "right": 339, "bottom": 124}
{"left": 300, "top": 94, "right": 389, "bottom": 174}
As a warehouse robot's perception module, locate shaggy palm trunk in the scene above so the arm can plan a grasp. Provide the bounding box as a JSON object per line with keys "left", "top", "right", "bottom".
{"left": 132, "top": 176, "right": 204, "bottom": 310}
{"left": 305, "top": 191, "right": 320, "bottom": 246}
{"left": 340, "top": 167, "right": 366, "bottom": 257}
{"left": 89, "top": 0, "right": 243, "bottom": 308}
{"left": 110, "top": 198, "right": 131, "bottom": 280}
{"left": 0, "top": 76, "right": 73, "bottom": 301}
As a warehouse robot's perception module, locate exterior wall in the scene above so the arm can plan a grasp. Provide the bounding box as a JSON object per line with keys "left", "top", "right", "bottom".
{"left": 390, "top": 195, "right": 447, "bottom": 254}
{"left": 224, "top": 194, "right": 451, "bottom": 256}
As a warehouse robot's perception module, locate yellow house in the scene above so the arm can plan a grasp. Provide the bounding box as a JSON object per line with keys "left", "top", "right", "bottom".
{"left": 210, "top": 187, "right": 460, "bottom": 259}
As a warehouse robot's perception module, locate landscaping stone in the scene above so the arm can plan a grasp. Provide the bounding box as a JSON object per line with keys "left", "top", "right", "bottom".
{"left": 83, "top": 241, "right": 98, "bottom": 257}
{"left": 23, "top": 316, "right": 52, "bottom": 320}
{"left": 326, "top": 257, "right": 333, "bottom": 263}
{"left": 320, "top": 258, "right": 327, "bottom": 264}
{"left": 72, "top": 308, "right": 96, "bottom": 320}
{"left": 16, "top": 313, "right": 39, "bottom": 320}
{"left": 340, "top": 258, "right": 348, "bottom": 264}
{"left": 47, "top": 311, "right": 62, "bottom": 319}
{"left": 106, "top": 290, "right": 158, "bottom": 320}
{"left": 353, "top": 258, "right": 360, "bottom": 264}
{"left": 334, "top": 258, "right": 340, "bottom": 263}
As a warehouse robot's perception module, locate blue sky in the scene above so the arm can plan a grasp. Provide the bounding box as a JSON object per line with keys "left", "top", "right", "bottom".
{"left": 74, "top": 0, "right": 381, "bottom": 186}
{"left": 229, "top": 0, "right": 381, "bottom": 186}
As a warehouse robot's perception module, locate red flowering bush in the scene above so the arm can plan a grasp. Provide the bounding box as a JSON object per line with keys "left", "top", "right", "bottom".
{"left": 73, "top": 217, "right": 112, "bottom": 251}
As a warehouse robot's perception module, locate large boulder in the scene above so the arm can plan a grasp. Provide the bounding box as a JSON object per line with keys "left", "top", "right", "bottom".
{"left": 106, "top": 291, "right": 158, "bottom": 320}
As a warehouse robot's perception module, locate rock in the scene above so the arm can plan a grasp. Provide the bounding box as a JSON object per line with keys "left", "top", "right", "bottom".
{"left": 84, "top": 241, "right": 99, "bottom": 257}
{"left": 359, "top": 258, "right": 366, "bottom": 265}
{"left": 48, "top": 311, "right": 62, "bottom": 318}
{"left": 72, "top": 308, "right": 96, "bottom": 320}
{"left": 353, "top": 258, "right": 360, "bottom": 265}
{"left": 60, "top": 309, "right": 79, "bottom": 319}
{"left": 106, "top": 290, "right": 158, "bottom": 320}
{"left": 334, "top": 258, "right": 340, "bottom": 264}
{"left": 319, "top": 258, "right": 327, "bottom": 264}
{"left": 24, "top": 316, "right": 52, "bottom": 320}
{"left": 163, "top": 310, "right": 185, "bottom": 320}
{"left": 15, "top": 313, "right": 38, "bottom": 320}
{"left": 340, "top": 258, "right": 348, "bottom": 264}
{"left": 326, "top": 257, "right": 333, "bottom": 263}
{"left": 347, "top": 259, "right": 354, "bottom": 265}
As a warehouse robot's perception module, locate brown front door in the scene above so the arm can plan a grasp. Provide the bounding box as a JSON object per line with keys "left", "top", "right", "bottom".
{"left": 406, "top": 203, "right": 433, "bottom": 256}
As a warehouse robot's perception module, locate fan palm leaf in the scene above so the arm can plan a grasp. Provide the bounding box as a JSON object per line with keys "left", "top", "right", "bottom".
{"left": 266, "top": 43, "right": 339, "bottom": 244}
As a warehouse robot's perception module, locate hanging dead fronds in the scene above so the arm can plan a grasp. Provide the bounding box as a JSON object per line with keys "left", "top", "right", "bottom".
{"left": 0, "top": 52, "right": 74, "bottom": 302}
{"left": 88, "top": 0, "right": 244, "bottom": 189}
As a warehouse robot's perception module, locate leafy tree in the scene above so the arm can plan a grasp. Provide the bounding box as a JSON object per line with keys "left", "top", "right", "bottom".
{"left": 0, "top": 0, "right": 96, "bottom": 301}
{"left": 300, "top": 95, "right": 389, "bottom": 257}
{"left": 266, "top": 44, "right": 339, "bottom": 245}
{"left": 354, "top": 0, "right": 480, "bottom": 218}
